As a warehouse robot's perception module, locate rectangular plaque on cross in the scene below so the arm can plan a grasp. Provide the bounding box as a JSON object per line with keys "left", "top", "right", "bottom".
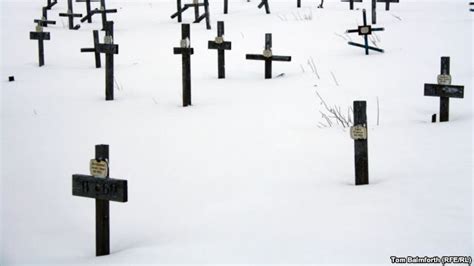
{"left": 208, "top": 21, "right": 232, "bottom": 79}
{"left": 97, "top": 22, "right": 119, "bottom": 101}
{"left": 173, "top": 24, "right": 194, "bottom": 107}
{"left": 30, "top": 26, "right": 51, "bottom": 67}
{"left": 72, "top": 144, "right": 128, "bottom": 256}
{"left": 346, "top": 9, "right": 385, "bottom": 55}
{"left": 246, "top": 33, "right": 292, "bottom": 79}
{"left": 352, "top": 101, "right": 369, "bottom": 185}
{"left": 424, "top": 57, "right": 464, "bottom": 122}
{"left": 59, "top": 0, "right": 82, "bottom": 30}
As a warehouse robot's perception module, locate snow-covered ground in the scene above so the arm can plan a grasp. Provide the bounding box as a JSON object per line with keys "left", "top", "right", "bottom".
{"left": 1, "top": 0, "right": 472, "bottom": 265}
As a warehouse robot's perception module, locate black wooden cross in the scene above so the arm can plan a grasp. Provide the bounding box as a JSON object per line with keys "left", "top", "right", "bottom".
{"left": 208, "top": 21, "right": 232, "bottom": 79}
{"left": 72, "top": 144, "right": 128, "bottom": 256}
{"left": 246, "top": 33, "right": 292, "bottom": 79}
{"left": 77, "top": 0, "right": 94, "bottom": 23}
{"left": 297, "top": 0, "right": 301, "bottom": 7}
{"left": 341, "top": 0, "right": 362, "bottom": 10}
{"left": 346, "top": 9, "right": 384, "bottom": 55}
{"left": 371, "top": 0, "right": 377, "bottom": 24}
{"left": 257, "top": 0, "right": 271, "bottom": 14}
{"left": 81, "top": 30, "right": 102, "bottom": 68}
{"left": 59, "top": 0, "right": 82, "bottom": 30}
{"left": 173, "top": 24, "right": 194, "bottom": 107}
{"left": 34, "top": 7, "right": 56, "bottom": 27}
{"left": 171, "top": 0, "right": 211, "bottom": 30}
{"left": 46, "top": 0, "right": 58, "bottom": 10}
{"left": 352, "top": 101, "right": 369, "bottom": 185}
{"left": 29, "top": 25, "right": 51, "bottom": 67}
{"left": 97, "top": 23, "right": 118, "bottom": 101}
{"left": 424, "top": 57, "right": 464, "bottom": 122}
{"left": 224, "top": 0, "right": 228, "bottom": 14}
{"left": 377, "top": 0, "right": 399, "bottom": 11}
{"left": 80, "top": 0, "right": 117, "bottom": 30}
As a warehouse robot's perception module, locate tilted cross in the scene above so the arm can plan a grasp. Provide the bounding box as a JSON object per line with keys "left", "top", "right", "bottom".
{"left": 97, "top": 22, "right": 119, "bottom": 101}
{"left": 257, "top": 0, "right": 271, "bottom": 14}
{"left": 173, "top": 24, "right": 194, "bottom": 107}
{"left": 45, "top": 0, "right": 58, "bottom": 10}
{"left": 377, "top": 0, "right": 399, "bottom": 11}
{"left": 346, "top": 9, "right": 384, "bottom": 55}
{"left": 59, "top": 0, "right": 82, "bottom": 30}
{"left": 208, "top": 21, "right": 232, "bottom": 79}
{"left": 34, "top": 7, "right": 56, "bottom": 27}
{"left": 80, "top": 0, "right": 117, "bottom": 30}
{"left": 81, "top": 30, "right": 102, "bottom": 68}
{"left": 72, "top": 145, "right": 128, "bottom": 257}
{"left": 171, "top": 0, "right": 211, "bottom": 30}
{"left": 424, "top": 57, "right": 465, "bottom": 122}
{"left": 29, "top": 25, "right": 51, "bottom": 67}
{"left": 341, "top": 0, "right": 362, "bottom": 10}
{"left": 246, "top": 33, "right": 292, "bottom": 79}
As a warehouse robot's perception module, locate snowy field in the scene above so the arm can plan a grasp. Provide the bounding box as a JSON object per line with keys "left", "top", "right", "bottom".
{"left": 1, "top": 0, "right": 473, "bottom": 265}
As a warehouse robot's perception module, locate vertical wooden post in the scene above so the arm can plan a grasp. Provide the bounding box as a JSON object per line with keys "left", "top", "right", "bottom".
{"left": 38, "top": 39, "right": 45, "bottom": 67}
{"left": 297, "top": 0, "right": 301, "bottom": 8}
{"left": 85, "top": 0, "right": 92, "bottom": 23}
{"left": 194, "top": 1, "right": 200, "bottom": 22}
{"left": 224, "top": 0, "right": 228, "bottom": 14}
{"left": 264, "top": 33, "right": 272, "bottom": 79}
{"left": 204, "top": 0, "right": 211, "bottom": 30}
{"left": 105, "top": 24, "right": 114, "bottom": 101}
{"left": 353, "top": 101, "right": 369, "bottom": 185}
{"left": 93, "top": 30, "right": 101, "bottom": 68}
{"left": 182, "top": 24, "right": 192, "bottom": 107}
{"left": 217, "top": 21, "right": 225, "bottom": 79}
{"left": 95, "top": 144, "right": 110, "bottom": 256}
{"left": 350, "top": 0, "right": 354, "bottom": 10}
{"left": 439, "top": 57, "right": 450, "bottom": 122}
{"left": 100, "top": 0, "right": 108, "bottom": 30}
{"left": 371, "top": 0, "right": 377, "bottom": 24}
{"left": 176, "top": 0, "right": 182, "bottom": 22}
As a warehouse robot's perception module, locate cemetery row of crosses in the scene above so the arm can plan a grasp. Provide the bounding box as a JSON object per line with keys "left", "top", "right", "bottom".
{"left": 27, "top": 0, "right": 466, "bottom": 257}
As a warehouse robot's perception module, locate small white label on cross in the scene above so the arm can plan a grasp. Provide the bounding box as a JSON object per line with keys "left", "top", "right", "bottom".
{"left": 350, "top": 125, "right": 367, "bottom": 140}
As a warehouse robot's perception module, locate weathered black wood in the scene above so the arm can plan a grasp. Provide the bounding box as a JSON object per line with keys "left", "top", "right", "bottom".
{"left": 224, "top": 0, "right": 228, "bottom": 13}
{"left": 245, "top": 33, "right": 291, "bottom": 79}
{"left": 78, "top": 0, "right": 93, "bottom": 23}
{"left": 81, "top": 30, "right": 102, "bottom": 68}
{"left": 171, "top": 0, "right": 211, "bottom": 29}
{"left": 73, "top": 175, "right": 127, "bottom": 202}
{"left": 80, "top": 0, "right": 117, "bottom": 27}
{"left": 377, "top": 0, "right": 399, "bottom": 11}
{"left": 372, "top": 0, "right": 377, "bottom": 24}
{"left": 30, "top": 30, "right": 51, "bottom": 67}
{"left": 104, "top": 21, "right": 114, "bottom": 38}
{"left": 95, "top": 144, "right": 109, "bottom": 257}
{"left": 173, "top": 24, "right": 194, "bottom": 107}
{"left": 346, "top": 9, "right": 385, "bottom": 55}
{"left": 97, "top": 30, "right": 119, "bottom": 101}
{"left": 46, "top": 0, "right": 58, "bottom": 10}
{"left": 424, "top": 57, "right": 465, "bottom": 122}
{"left": 59, "top": 0, "right": 82, "bottom": 30}
{"left": 341, "top": 0, "right": 362, "bottom": 10}
{"left": 297, "top": 0, "right": 301, "bottom": 7}
{"left": 353, "top": 101, "right": 369, "bottom": 185}
{"left": 208, "top": 21, "right": 232, "bottom": 79}
{"left": 8, "top": 76, "right": 15, "bottom": 82}
{"left": 257, "top": 0, "right": 270, "bottom": 14}
{"left": 431, "top": 114, "right": 437, "bottom": 123}
{"left": 34, "top": 7, "right": 56, "bottom": 27}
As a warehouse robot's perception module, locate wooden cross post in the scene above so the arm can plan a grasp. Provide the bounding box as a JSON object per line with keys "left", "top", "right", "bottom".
{"left": 77, "top": 0, "right": 93, "bottom": 23}
{"left": 224, "top": 0, "right": 228, "bottom": 14}
{"left": 346, "top": 9, "right": 385, "bottom": 55}
{"left": 46, "top": 0, "right": 58, "bottom": 10}
{"left": 97, "top": 25, "right": 119, "bottom": 101}
{"left": 34, "top": 7, "right": 56, "bottom": 27}
{"left": 72, "top": 144, "right": 128, "bottom": 256}
{"left": 208, "top": 21, "right": 232, "bottom": 79}
{"left": 81, "top": 30, "right": 102, "bottom": 68}
{"left": 246, "top": 33, "right": 291, "bottom": 79}
{"left": 30, "top": 25, "right": 51, "bottom": 67}
{"left": 371, "top": 0, "right": 377, "bottom": 24}
{"left": 341, "top": 0, "right": 362, "bottom": 10}
{"left": 297, "top": 0, "right": 301, "bottom": 8}
{"left": 59, "top": 0, "right": 82, "bottom": 30}
{"left": 424, "top": 57, "right": 465, "bottom": 122}
{"left": 173, "top": 24, "right": 194, "bottom": 107}
{"left": 171, "top": 0, "right": 211, "bottom": 30}
{"left": 377, "top": 0, "right": 399, "bottom": 11}
{"left": 257, "top": 0, "right": 270, "bottom": 14}
{"left": 351, "top": 101, "right": 369, "bottom": 185}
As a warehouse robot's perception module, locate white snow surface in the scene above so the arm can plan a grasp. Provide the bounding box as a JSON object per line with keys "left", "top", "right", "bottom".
{"left": 1, "top": 0, "right": 473, "bottom": 265}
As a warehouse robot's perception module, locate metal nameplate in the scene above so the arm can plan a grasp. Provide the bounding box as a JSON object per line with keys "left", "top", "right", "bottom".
{"left": 90, "top": 159, "right": 108, "bottom": 178}
{"left": 263, "top": 49, "right": 272, "bottom": 58}
{"left": 437, "top": 74, "right": 452, "bottom": 85}
{"left": 350, "top": 125, "right": 367, "bottom": 140}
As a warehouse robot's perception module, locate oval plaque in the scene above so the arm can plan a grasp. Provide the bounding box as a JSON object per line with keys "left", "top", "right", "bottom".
{"left": 437, "top": 74, "right": 452, "bottom": 85}
{"left": 263, "top": 49, "right": 272, "bottom": 58}
{"left": 350, "top": 125, "right": 367, "bottom": 140}
{"left": 36, "top": 25, "right": 43, "bottom": 33}
{"left": 104, "top": 35, "right": 113, "bottom": 44}
{"left": 215, "top": 36, "right": 224, "bottom": 44}
{"left": 90, "top": 159, "right": 109, "bottom": 178}
{"left": 180, "top": 38, "right": 190, "bottom": 48}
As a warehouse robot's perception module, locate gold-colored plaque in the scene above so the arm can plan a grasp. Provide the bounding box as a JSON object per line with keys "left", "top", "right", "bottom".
{"left": 90, "top": 159, "right": 108, "bottom": 178}
{"left": 350, "top": 125, "right": 367, "bottom": 140}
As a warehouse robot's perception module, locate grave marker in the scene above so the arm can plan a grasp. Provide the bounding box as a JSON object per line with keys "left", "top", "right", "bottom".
{"left": 72, "top": 144, "right": 128, "bottom": 256}
{"left": 34, "top": 7, "right": 56, "bottom": 27}
{"left": 224, "top": 0, "right": 228, "bottom": 14}
{"left": 208, "top": 21, "right": 232, "bottom": 79}
{"left": 97, "top": 22, "right": 118, "bottom": 101}
{"left": 341, "top": 0, "right": 362, "bottom": 10}
{"left": 46, "top": 0, "right": 58, "bottom": 10}
{"left": 29, "top": 25, "right": 51, "bottom": 67}
{"left": 377, "top": 0, "right": 399, "bottom": 11}
{"left": 346, "top": 9, "right": 384, "bottom": 55}
{"left": 77, "top": 0, "right": 94, "bottom": 23}
{"left": 171, "top": 0, "right": 211, "bottom": 30}
{"left": 351, "top": 101, "right": 369, "bottom": 185}
{"left": 246, "top": 33, "right": 292, "bottom": 79}
{"left": 257, "top": 0, "right": 270, "bottom": 14}
{"left": 424, "top": 57, "right": 464, "bottom": 122}
{"left": 80, "top": 0, "right": 117, "bottom": 30}
{"left": 371, "top": 0, "right": 377, "bottom": 24}
{"left": 59, "top": 0, "right": 82, "bottom": 30}
{"left": 173, "top": 24, "right": 194, "bottom": 107}
{"left": 81, "top": 30, "right": 102, "bottom": 68}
